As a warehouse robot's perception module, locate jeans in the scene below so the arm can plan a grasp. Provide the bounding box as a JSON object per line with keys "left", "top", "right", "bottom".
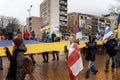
{"left": 105, "top": 54, "right": 116, "bottom": 70}
{"left": 0, "top": 57, "right": 3, "bottom": 68}
{"left": 86, "top": 61, "right": 97, "bottom": 76}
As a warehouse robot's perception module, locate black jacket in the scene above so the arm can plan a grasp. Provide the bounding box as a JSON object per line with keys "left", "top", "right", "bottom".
{"left": 105, "top": 39, "right": 118, "bottom": 56}
{"left": 85, "top": 41, "right": 97, "bottom": 61}
{"left": 51, "top": 33, "right": 56, "bottom": 42}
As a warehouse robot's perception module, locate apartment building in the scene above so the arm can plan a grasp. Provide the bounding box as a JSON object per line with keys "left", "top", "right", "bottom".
{"left": 40, "top": 0, "right": 68, "bottom": 34}
{"left": 103, "top": 12, "right": 118, "bottom": 31}
{"left": 68, "top": 12, "right": 111, "bottom": 36}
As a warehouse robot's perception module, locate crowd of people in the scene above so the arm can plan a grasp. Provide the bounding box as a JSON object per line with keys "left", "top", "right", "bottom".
{"left": 0, "top": 29, "right": 120, "bottom": 80}
{"left": 84, "top": 34, "right": 120, "bottom": 79}
{"left": 0, "top": 29, "right": 61, "bottom": 80}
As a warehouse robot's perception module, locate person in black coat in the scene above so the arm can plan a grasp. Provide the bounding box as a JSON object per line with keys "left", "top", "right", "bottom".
{"left": 51, "top": 32, "right": 58, "bottom": 61}
{"left": 42, "top": 31, "right": 49, "bottom": 63}
{"left": 85, "top": 35, "right": 98, "bottom": 79}
{"left": 51, "top": 31, "right": 56, "bottom": 42}
{"left": 52, "top": 37, "right": 60, "bottom": 61}
{"left": 105, "top": 34, "right": 118, "bottom": 72}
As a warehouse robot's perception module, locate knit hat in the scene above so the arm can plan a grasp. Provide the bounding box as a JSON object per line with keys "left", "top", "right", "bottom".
{"left": 13, "top": 37, "right": 23, "bottom": 46}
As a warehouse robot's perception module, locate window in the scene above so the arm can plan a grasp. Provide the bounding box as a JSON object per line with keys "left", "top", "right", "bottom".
{"left": 85, "top": 17, "right": 87, "bottom": 19}
{"left": 81, "top": 16, "right": 83, "bottom": 19}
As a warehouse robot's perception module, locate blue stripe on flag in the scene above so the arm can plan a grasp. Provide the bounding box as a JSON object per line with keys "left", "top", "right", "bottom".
{"left": 41, "top": 23, "right": 49, "bottom": 28}
{"left": 117, "top": 14, "right": 120, "bottom": 24}
{"left": 76, "top": 26, "right": 81, "bottom": 33}
{"left": 0, "top": 40, "right": 41, "bottom": 47}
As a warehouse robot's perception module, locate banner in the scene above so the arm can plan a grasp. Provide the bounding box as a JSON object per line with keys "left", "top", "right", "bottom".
{"left": 0, "top": 40, "right": 104, "bottom": 56}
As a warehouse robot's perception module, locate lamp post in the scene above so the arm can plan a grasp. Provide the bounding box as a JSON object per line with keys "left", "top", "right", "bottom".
{"left": 27, "top": 5, "right": 32, "bottom": 31}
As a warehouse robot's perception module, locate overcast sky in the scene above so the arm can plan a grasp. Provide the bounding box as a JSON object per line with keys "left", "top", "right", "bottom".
{"left": 0, "top": 0, "right": 114, "bottom": 25}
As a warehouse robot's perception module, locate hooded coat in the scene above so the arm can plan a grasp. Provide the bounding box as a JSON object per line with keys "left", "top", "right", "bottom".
{"left": 6, "top": 38, "right": 27, "bottom": 80}
{"left": 85, "top": 36, "right": 97, "bottom": 61}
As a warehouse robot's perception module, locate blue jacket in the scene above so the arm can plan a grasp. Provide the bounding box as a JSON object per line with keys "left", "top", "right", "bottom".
{"left": 46, "top": 33, "right": 51, "bottom": 42}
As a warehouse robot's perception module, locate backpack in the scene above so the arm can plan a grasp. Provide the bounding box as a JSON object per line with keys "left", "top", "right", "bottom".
{"left": 24, "top": 57, "right": 34, "bottom": 74}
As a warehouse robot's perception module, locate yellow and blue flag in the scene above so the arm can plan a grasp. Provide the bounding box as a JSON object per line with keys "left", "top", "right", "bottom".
{"left": 113, "top": 27, "right": 118, "bottom": 33}
{"left": 117, "top": 14, "right": 120, "bottom": 38}
{"left": 40, "top": 23, "right": 50, "bottom": 31}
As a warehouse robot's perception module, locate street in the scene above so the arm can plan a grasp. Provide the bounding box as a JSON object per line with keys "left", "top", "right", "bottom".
{"left": 0, "top": 51, "right": 120, "bottom": 80}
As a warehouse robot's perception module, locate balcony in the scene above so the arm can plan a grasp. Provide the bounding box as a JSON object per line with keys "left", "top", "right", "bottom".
{"left": 59, "top": 18, "right": 67, "bottom": 21}
{"left": 60, "top": 12, "right": 67, "bottom": 16}
{"left": 60, "top": 23, "right": 67, "bottom": 26}
{"left": 60, "top": 7, "right": 67, "bottom": 11}
{"left": 60, "top": 1, "right": 67, "bottom": 6}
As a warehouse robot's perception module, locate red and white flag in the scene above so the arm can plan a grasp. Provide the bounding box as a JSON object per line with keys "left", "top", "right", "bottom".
{"left": 67, "top": 43, "right": 83, "bottom": 76}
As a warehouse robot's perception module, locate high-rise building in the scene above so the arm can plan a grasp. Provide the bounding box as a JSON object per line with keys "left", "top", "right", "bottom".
{"left": 59, "top": 0, "right": 68, "bottom": 33}
{"left": 40, "top": 0, "right": 68, "bottom": 34}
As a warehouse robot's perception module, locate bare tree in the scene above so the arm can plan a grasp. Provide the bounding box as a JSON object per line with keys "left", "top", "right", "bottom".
{"left": 6, "top": 17, "right": 20, "bottom": 32}
{"left": 0, "top": 16, "right": 8, "bottom": 28}
{"left": 7, "top": 17, "right": 20, "bottom": 25}
{"left": 109, "top": 0, "right": 120, "bottom": 13}
{"left": 0, "top": 15, "right": 20, "bottom": 35}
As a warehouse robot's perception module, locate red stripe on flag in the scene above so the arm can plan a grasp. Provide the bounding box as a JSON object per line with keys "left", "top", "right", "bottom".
{"left": 68, "top": 67, "right": 77, "bottom": 80}
{"left": 68, "top": 43, "right": 80, "bottom": 67}
{"left": 74, "top": 21, "right": 78, "bottom": 34}
{"left": 68, "top": 51, "right": 80, "bottom": 67}
{"left": 73, "top": 43, "right": 80, "bottom": 52}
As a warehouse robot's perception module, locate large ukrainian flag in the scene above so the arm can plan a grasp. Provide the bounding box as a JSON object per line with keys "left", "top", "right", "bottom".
{"left": 117, "top": 14, "right": 120, "bottom": 38}
{"left": 40, "top": 23, "right": 50, "bottom": 31}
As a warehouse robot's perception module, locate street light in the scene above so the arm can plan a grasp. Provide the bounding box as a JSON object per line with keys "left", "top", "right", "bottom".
{"left": 27, "top": 5, "right": 32, "bottom": 31}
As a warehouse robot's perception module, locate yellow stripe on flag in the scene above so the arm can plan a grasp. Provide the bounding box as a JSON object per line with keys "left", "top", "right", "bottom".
{"left": 0, "top": 41, "right": 106, "bottom": 56}
{"left": 118, "top": 24, "right": 120, "bottom": 39}
{"left": 40, "top": 25, "right": 50, "bottom": 31}
{"left": 114, "top": 30, "right": 118, "bottom": 32}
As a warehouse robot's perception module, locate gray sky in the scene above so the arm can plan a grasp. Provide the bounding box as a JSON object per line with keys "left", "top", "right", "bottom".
{"left": 0, "top": 0, "right": 114, "bottom": 25}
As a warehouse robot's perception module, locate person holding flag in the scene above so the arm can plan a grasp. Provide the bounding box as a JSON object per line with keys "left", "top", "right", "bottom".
{"left": 66, "top": 33, "right": 83, "bottom": 80}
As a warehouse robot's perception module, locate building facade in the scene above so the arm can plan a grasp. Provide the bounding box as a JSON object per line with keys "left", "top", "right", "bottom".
{"left": 103, "top": 12, "right": 118, "bottom": 31}
{"left": 26, "top": 16, "right": 43, "bottom": 38}
{"left": 40, "top": 0, "right": 68, "bottom": 34}
{"left": 68, "top": 12, "right": 111, "bottom": 36}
